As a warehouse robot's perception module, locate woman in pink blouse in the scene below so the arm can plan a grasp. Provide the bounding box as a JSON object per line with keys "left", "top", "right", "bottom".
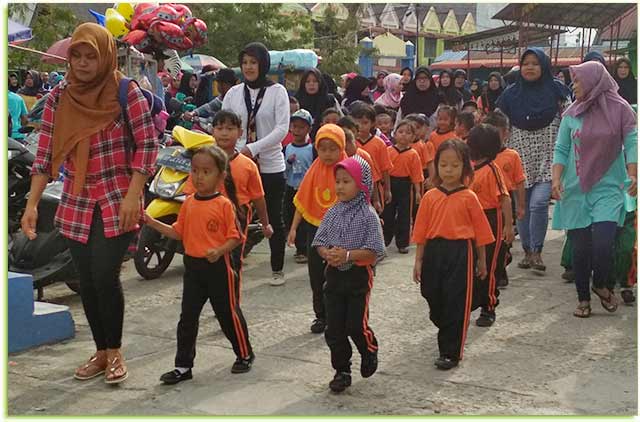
{"left": 21, "top": 23, "right": 158, "bottom": 384}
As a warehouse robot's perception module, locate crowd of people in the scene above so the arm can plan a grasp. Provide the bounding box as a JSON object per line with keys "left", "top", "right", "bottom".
{"left": 16, "top": 22, "right": 637, "bottom": 395}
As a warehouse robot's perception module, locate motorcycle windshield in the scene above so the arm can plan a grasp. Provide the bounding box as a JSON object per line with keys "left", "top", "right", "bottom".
{"left": 172, "top": 126, "right": 215, "bottom": 150}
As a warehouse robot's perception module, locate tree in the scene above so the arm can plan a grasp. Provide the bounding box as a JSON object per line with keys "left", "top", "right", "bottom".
{"left": 189, "top": 4, "right": 314, "bottom": 67}
{"left": 8, "top": 4, "right": 80, "bottom": 71}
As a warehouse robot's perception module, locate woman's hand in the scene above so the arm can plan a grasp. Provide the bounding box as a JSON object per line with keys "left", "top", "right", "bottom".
{"left": 119, "top": 194, "right": 140, "bottom": 232}
{"left": 628, "top": 175, "right": 637, "bottom": 197}
{"left": 240, "top": 146, "right": 254, "bottom": 159}
{"left": 21, "top": 206, "right": 38, "bottom": 240}
{"left": 551, "top": 179, "right": 563, "bottom": 200}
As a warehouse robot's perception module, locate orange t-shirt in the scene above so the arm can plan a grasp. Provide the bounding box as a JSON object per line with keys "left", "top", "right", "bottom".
{"left": 387, "top": 146, "right": 424, "bottom": 184}
{"left": 411, "top": 187, "right": 495, "bottom": 246}
{"left": 494, "top": 147, "right": 526, "bottom": 191}
{"left": 428, "top": 130, "right": 457, "bottom": 152}
{"left": 357, "top": 135, "right": 393, "bottom": 174}
{"left": 183, "top": 153, "right": 264, "bottom": 206}
{"left": 355, "top": 148, "right": 381, "bottom": 183}
{"left": 172, "top": 193, "right": 242, "bottom": 258}
{"left": 469, "top": 161, "right": 510, "bottom": 210}
{"left": 411, "top": 139, "right": 434, "bottom": 169}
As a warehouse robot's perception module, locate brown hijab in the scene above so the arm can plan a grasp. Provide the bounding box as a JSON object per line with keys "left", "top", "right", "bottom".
{"left": 51, "top": 23, "right": 124, "bottom": 194}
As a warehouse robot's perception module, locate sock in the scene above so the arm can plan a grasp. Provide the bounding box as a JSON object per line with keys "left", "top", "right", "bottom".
{"left": 176, "top": 367, "right": 190, "bottom": 374}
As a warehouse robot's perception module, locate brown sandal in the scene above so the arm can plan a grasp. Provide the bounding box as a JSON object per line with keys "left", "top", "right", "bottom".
{"left": 105, "top": 354, "right": 128, "bottom": 384}
{"left": 74, "top": 354, "right": 107, "bottom": 380}
{"left": 573, "top": 302, "right": 591, "bottom": 318}
{"left": 592, "top": 287, "right": 618, "bottom": 313}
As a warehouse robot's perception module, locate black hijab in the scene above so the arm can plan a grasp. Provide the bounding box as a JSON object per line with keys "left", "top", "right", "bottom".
{"left": 614, "top": 57, "right": 637, "bottom": 105}
{"left": 483, "top": 71, "right": 505, "bottom": 112}
{"left": 470, "top": 78, "right": 482, "bottom": 98}
{"left": 239, "top": 42, "right": 275, "bottom": 89}
{"left": 343, "top": 75, "right": 372, "bottom": 109}
{"left": 9, "top": 72, "right": 20, "bottom": 93}
{"left": 399, "top": 66, "right": 440, "bottom": 117}
{"left": 438, "top": 69, "right": 462, "bottom": 107}
{"left": 178, "top": 71, "right": 197, "bottom": 98}
{"left": 295, "top": 68, "right": 335, "bottom": 122}
{"left": 18, "top": 70, "right": 42, "bottom": 97}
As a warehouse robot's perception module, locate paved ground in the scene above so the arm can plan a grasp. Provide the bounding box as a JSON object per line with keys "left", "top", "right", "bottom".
{"left": 7, "top": 228, "right": 637, "bottom": 416}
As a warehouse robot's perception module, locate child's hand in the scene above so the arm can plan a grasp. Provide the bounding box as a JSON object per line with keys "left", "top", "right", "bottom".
{"left": 504, "top": 225, "right": 515, "bottom": 244}
{"left": 385, "top": 189, "right": 392, "bottom": 204}
{"left": 286, "top": 229, "right": 297, "bottom": 247}
{"left": 413, "top": 263, "right": 422, "bottom": 284}
{"left": 327, "top": 248, "right": 348, "bottom": 266}
{"left": 415, "top": 194, "right": 421, "bottom": 206}
{"left": 476, "top": 260, "right": 487, "bottom": 280}
{"left": 262, "top": 223, "right": 274, "bottom": 239}
{"left": 373, "top": 199, "right": 383, "bottom": 214}
{"left": 516, "top": 206, "right": 525, "bottom": 220}
{"left": 143, "top": 212, "right": 154, "bottom": 226}
{"left": 206, "top": 248, "right": 223, "bottom": 263}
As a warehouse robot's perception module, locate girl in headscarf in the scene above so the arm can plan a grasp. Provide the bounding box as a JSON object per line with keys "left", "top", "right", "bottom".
{"left": 342, "top": 75, "right": 373, "bottom": 110}
{"left": 496, "top": 47, "right": 571, "bottom": 274}
{"left": 613, "top": 57, "right": 637, "bottom": 105}
{"left": 374, "top": 73, "right": 402, "bottom": 110}
{"left": 551, "top": 60, "right": 637, "bottom": 318}
{"left": 222, "top": 42, "right": 289, "bottom": 284}
{"left": 23, "top": 23, "right": 158, "bottom": 384}
{"left": 400, "top": 66, "right": 414, "bottom": 92}
{"left": 478, "top": 72, "right": 505, "bottom": 114}
{"left": 18, "top": 69, "right": 43, "bottom": 111}
{"left": 311, "top": 156, "right": 385, "bottom": 393}
{"left": 470, "top": 78, "right": 482, "bottom": 100}
{"left": 453, "top": 69, "right": 473, "bottom": 102}
{"left": 372, "top": 70, "right": 388, "bottom": 102}
{"left": 438, "top": 69, "right": 463, "bottom": 108}
{"left": 397, "top": 67, "right": 441, "bottom": 122}
{"left": 9, "top": 72, "right": 20, "bottom": 93}
{"left": 295, "top": 68, "right": 340, "bottom": 138}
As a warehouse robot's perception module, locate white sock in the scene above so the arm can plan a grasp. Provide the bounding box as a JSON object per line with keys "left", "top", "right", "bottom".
{"left": 176, "top": 367, "right": 190, "bottom": 374}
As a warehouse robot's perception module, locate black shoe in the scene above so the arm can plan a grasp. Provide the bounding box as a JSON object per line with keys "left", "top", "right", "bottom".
{"left": 497, "top": 277, "right": 509, "bottom": 288}
{"left": 434, "top": 356, "right": 459, "bottom": 370}
{"left": 329, "top": 371, "right": 352, "bottom": 393}
{"left": 476, "top": 311, "right": 495, "bottom": 327}
{"left": 360, "top": 351, "right": 378, "bottom": 378}
{"left": 160, "top": 368, "right": 192, "bottom": 385}
{"left": 561, "top": 269, "right": 575, "bottom": 282}
{"left": 398, "top": 247, "right": 409, "bottom": 254}
{"left": 310, "top": 318, "right": 326, "bottom": 334}
{"left": 231, "top": 353, "right": 255, "bottom": 373}
{"left": 621, "top": 289, "right": 635, "bottom": 305}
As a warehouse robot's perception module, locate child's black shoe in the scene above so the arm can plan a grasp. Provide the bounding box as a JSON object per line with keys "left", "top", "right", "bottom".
{"left": 497, "top": 277, "right": 509, "bottom": 288}
{"left": 160, "top": 368, "right": 192, "bottom": 385}
{"left": 231, "top": 353, "right": 255, "bottom": 374}
{"left": 329, "top": 371, "right": 352, "bottom": 393}
{"left": 310, "top": 318, "right": 326, "bottom": 334}
{"left": 476, "top": 310, "right": 495, "bottom": 327}
{"left": 398, "top": 247, "right": 409, "bottom": 254}
{"left": 360, "top": 351, "right": 378, "bottom": 378}
{"left": 434, "top": 356, "right": 459, "bottom": 370}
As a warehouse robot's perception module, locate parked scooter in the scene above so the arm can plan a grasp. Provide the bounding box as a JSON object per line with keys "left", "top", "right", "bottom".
{"left": 8, "top": 134, "right": 35, "bottom": 239}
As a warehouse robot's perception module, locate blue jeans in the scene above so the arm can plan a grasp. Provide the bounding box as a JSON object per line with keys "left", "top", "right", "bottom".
{"left": 517, "top": 182, "right": 551, "bottom": 253}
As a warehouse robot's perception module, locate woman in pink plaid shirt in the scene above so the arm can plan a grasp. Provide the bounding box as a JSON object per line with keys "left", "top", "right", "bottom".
{"left": 22, "top": 23, "right": 158, "bottom": 384}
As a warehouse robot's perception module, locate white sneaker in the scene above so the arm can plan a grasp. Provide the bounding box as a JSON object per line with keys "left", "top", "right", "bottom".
{"left": 269, "top": 271, "right": 286, "bottom": 286}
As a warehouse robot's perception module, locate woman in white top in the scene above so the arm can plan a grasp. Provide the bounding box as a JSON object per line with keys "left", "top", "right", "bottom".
{"left": 222, "top": 42, "right": 290, "bottom": 285}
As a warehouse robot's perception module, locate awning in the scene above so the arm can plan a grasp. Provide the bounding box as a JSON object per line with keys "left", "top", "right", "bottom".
{"left": 430, "top": 57, "right": 583, "bottom": 70}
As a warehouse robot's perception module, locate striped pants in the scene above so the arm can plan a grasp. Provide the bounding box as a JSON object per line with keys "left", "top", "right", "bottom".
{"left": 175, "top": 255, "right": 252, "bottom": 368}
{"left": 473, "top": 208, "right": 503, "bottom": 313}
{"left": 421, "top": 238, "right": 475, "bottom": 361}
{"left": 324, "top": 265, "right": 378, "bottom": 373}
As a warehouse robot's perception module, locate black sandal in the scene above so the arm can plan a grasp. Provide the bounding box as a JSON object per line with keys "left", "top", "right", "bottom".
{"left": 591, "top": 287, "right": 618, "bottom": 313}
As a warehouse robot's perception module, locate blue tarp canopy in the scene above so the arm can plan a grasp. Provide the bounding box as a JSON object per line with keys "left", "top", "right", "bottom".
{"left": 8, "top": 19, "right": 32, "bottom": 43}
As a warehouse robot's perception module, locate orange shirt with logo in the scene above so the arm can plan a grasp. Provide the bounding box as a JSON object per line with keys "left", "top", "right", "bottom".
{"left": 387, "top": 146, "right": 424, "bottom": 184}
{"left": 494, "top": 148, "right": 526, "bottom": 191}
{"left": 469, "top": 162, "right": 510, "bottom": 210}
{"left": 357, "top": 135, "right": 393, "bottom": 174}
{"left": 355, "top": 147, "right": 381, "bottom": 183}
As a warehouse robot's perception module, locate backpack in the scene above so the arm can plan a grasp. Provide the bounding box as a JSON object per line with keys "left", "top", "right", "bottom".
{"left": 118, "top": 77, "right": 167, "bottom": 155}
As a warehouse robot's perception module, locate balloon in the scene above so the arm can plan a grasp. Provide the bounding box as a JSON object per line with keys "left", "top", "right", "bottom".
{"left": 155, "top": 4, "right": 181, "bottom": 24}
{"left": 130, "top": 3, "right": 158, "bottom": 30}
{"left": 123, "top": 29, "right": 155, "bottom": 54}
{"left": 105, "top": 8, "right": 130, "bottom": 38}
{"left": 148, "top": 20, "right": 193, "bottom": 51}
{"left": 170, "top": 3, "right": 192, "bottom": 23}
{"left": 89, "top": 9, "right": 106, "bottom": 27}
{"left": 115, "top": 3, "right": 135, "bottom": 22}
{"left": 182, "top": 18, "right": 207, "bottom": 48}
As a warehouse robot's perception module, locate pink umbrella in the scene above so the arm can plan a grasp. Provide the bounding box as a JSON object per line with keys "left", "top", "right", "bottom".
{"left": 42, "top": 38, "right": 71, "bottom": 65}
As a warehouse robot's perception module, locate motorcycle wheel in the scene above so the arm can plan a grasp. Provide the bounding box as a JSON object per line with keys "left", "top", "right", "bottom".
{"left": 134, "top": 224, "right": 177, "bottom": 280}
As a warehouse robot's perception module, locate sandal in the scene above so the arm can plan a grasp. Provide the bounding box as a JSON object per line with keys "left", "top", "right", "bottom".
{"left": 74, "top": 354, "right": 107, "bottom": 380}
{"left": 573, "top": 302, "right": 591, "bottom": 318}
{"left": 105, "top": 354, "right": 129, "bottom": 384}
{"left": 591, "top": 287, "right": 618, "bottom": 313}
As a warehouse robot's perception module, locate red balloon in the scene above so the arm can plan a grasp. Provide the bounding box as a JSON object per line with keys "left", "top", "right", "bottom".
{"left": 170, "top": 3, "right": 192, "bottom": 21}
{"left": 123, "top": 29, "right": 156, "bottom": 54}
{"left": 130, "top": 3, "right": 157, "bottom": 30}
{"left": 182, "top": 18, "right": 208, "bottom": 48}
{"left": 154, "top": 4, "right": 181, "bottom": 24}
{"left": 148, "top": 20, "right": 193, "bottom": 51}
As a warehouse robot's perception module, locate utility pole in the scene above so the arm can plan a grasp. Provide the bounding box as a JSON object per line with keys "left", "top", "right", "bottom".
{"left": 415, "top": 4, "right": 420, "bottom": 68}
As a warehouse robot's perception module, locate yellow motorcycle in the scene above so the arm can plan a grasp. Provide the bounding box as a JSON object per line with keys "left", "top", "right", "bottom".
{"left": 134, "top": 126, "right": 214, "bottom": 279}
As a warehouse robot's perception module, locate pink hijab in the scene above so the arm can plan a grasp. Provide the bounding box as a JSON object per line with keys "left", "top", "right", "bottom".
{"left": 564, "top": 61, "right": 637, "bottom": 192}
{"left": 375, "top": 73, "right": 402, "bottom": 109}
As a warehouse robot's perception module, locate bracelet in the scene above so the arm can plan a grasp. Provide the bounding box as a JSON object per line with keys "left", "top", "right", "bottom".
{"left": 345, "top": 250, "right": 351, "bottom": 262}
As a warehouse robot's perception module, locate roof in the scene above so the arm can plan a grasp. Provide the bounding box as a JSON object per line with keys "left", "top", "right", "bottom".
{"left": 492, "top": 3, "right": 636, "bottom": 29}
{"left": 447, "top": 25, "right": 565, "bottom": 52}
{"left": 597, "top": 5, "right": 637, "bottom": 41}
{"left": 433, "top": 50, "right": 468, "bottom": 63}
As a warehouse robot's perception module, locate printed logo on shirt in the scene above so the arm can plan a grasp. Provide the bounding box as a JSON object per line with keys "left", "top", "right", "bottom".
{"left": 502, "top": 162, "right": 512, "bottom": 174}
{"left": 207, "top": 220, "right": 219, "bottom": 233}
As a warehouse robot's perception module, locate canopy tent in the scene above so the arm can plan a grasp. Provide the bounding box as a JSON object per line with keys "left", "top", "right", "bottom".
{"left": 8, "top": 19, "right": 32, "bottom": 44}
{"left": 180, "top": 54, "right": 226, "bottom": 73}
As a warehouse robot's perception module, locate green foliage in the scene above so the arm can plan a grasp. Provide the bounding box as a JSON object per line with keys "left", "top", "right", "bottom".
{"left": 190, "top": 4, "right": 314, "bottom": 67}
{"left": 8, "top": 4, "right": 80, "bottom": 71}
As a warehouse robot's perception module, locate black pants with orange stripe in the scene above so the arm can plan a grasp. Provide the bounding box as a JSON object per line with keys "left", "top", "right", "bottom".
{"left": 231, "top": 205, "right": 251, "bottom": 303}
{"left": 382, "top": 177, "right": 412, "bottom": 249}
{"left": 473, "top": 209, "right": 503, "bottom": 314}
{"left": 421, "top": 238, "right": 475, "bottom": 361}
{"left": 324, "top": 265, "right": 378, "bottom": 373}
{"left": 175, "top": 255, "right": 253, "bottom": 368}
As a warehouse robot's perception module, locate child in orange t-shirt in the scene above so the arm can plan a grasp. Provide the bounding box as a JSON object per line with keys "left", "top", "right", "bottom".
{"left": 467, "top": 124, "right": 514, "bottom": 328}
{"left": 428, "top": 105, "right": 457, "bottom": 152}
{"left": 484, "top": 110, "right": 526, "bottom": 288}
{"left": 455, "top": 111, "right": 476, "bottom": 143}
{"left": 383, "top": 119, "right": 424, "bottom": 253}
{"left": 351, "top": 104, "right": 393, "bottom": 206}
{"left": 405, "top": 113, "right": 436, "bottom": 192}
{"left": 412, "top": 140, "right": 494, "bottom": 370}
{"left": 288, "top": 124, "right": 347, "bottom": 334}
{"left": 145, "top": 145, "right": 254, "bottom": 384}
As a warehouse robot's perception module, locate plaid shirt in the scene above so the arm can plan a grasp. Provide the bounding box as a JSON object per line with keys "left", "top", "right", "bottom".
{"left": 32, "top": 81, "right": 159, "bottom": 244}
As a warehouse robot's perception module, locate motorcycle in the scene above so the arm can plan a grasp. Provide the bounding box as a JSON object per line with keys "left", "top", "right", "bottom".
{"left": 8, "top": 134, "right": 35, "bottom": 239}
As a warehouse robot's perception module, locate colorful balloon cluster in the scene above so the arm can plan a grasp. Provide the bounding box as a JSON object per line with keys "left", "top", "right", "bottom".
{"left": 103, "top": 3, "right": 207, "bottom": 54}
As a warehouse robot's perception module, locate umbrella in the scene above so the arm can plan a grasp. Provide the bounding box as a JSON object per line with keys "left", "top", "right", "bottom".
{"left": 8, "top": 19, "right": 32, "bottom": 44}
{"left": 42, "top": 38, "right": 71, "bottom": 65}
{"left": 180, "top": 54, "right": 226, "bottom": 72}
